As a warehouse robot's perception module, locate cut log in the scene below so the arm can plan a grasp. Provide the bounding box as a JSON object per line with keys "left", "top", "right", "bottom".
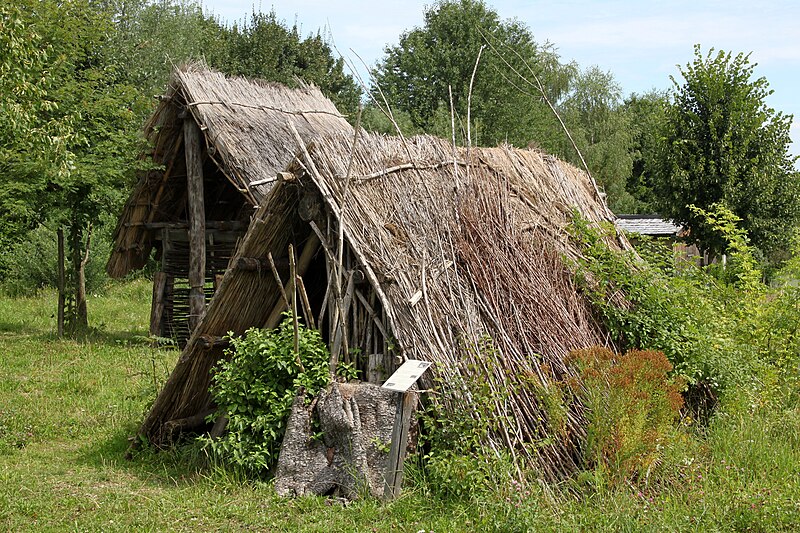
{"left": 162, "top": 408, "right": 215, "bottom": 443}
{"left": 196, "top": 334, "right": 230, "bottom": 350}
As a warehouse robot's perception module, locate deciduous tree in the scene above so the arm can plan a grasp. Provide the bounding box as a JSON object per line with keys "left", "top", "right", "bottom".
{"left": 653, "top": 46, "right": 800, "bottom": 259}
{"left": 372, "top": 0, "right": 575, "bottom": 149}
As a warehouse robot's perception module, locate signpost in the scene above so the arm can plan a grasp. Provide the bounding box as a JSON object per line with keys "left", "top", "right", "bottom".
{"left": 381, "top": 360, "right": 432, "bottom": 499}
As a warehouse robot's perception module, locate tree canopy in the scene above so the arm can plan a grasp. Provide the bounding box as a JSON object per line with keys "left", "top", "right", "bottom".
{"left": 557, "top": 66, "right": 637, "bottom": 213}
{"left": 371, "top": 0, "right": 574, "bottom": 150}
{"left": 652, "top": 46, "right": 800, "bottom": 258}
{"left": 0, "top": 0, "right": 362, "bottom": 332}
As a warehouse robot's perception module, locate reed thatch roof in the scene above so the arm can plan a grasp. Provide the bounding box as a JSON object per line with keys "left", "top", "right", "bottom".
{"left": 107, "top": 64, "right": 353, "bottom": 277}
{"left": 141, "top": 117, "right": 629, "bottom": 479}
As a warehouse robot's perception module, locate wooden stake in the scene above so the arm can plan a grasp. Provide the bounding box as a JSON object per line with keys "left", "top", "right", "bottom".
{"left": 289, "top": 244, "right": 299, "bottom": 357}
{"left": 56, "top": 228, "right": 65, "bottom": 338}
{"left": 184, "top": 116, "right": 206, "bottom": 332}
{"left": 149, "top": 271, "right": 168, "bottom": 338}
{"left": 383, "top": 391, "right": 416, "bottom": 500}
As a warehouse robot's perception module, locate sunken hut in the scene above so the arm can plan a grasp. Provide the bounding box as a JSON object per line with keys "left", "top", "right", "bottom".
{"left": 126, "top": 67, "right": 628, "bottom": 480}
{"left": 107, "top": 65, "right": 353, "bottom": 344}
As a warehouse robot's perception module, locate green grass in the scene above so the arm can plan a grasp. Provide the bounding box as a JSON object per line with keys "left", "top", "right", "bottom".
{"left": 1, "top": 279, "right": 799, "bottom": 531}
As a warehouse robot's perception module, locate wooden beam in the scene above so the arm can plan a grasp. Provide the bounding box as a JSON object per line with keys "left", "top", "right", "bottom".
{"left": 184, "top": 117, "right": 206, "bottom": 331}
{"left": 149, "top": 271, "right": 168, "bottom": 338}
{"left": 127, "top": 220, "right": 247, "bottom": 231}
{"left": 233, "top": 256, "right": 289, "bottom": 273}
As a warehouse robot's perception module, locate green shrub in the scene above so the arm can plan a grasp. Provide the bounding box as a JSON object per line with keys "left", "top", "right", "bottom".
{"left": 568, "top": 209, "right": 772, "bottom": 407}
{"left": 203, "top": 315, "right": 330, "bottom": 477}
{"left": 418, "top": 339, "right": 523, "bottom": 501}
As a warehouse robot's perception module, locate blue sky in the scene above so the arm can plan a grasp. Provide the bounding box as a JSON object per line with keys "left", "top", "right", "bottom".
{"left": 201, "top": 0, "right": 800, "bottom": 155}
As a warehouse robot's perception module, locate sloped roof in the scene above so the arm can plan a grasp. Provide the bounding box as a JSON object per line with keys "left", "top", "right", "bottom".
{"left": 141, "top": 128, "right": 629, "bottom": 479}
{"left": 615, "top": 214, "right": 683, "bottom": 236}
{"left": 107, "top": 64, "right": 353, "bottom": 277}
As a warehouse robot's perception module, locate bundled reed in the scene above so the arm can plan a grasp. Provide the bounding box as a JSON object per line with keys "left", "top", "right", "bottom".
{"left": 129, "top": 66, "right": 629, "bottom": 480}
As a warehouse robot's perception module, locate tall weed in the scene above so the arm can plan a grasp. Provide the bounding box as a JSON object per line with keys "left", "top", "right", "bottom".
{"left": 565, "top": 347, "right": 684, "bottom": 486}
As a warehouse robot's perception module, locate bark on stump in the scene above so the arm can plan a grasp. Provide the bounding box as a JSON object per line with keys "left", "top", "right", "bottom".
{"left": 275, "top": 382, "right": 407, "bottom": 499}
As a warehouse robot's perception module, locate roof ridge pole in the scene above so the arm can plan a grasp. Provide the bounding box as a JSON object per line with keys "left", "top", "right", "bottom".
{"left": 184, "top": 114, "right": 206, "bottom": 332}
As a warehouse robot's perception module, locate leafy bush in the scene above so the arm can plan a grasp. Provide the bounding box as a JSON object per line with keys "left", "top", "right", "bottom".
{"left": 203, "top": 315, "right": 330, "bottom": 477}
{"left": 565, "top": 347, "right": 684, "bottom": 485}
{"left": 568, "top": 209, "right": 772, "bottom": 406}
{"left": 418, "top": 339, "right": 522, "bottom": 501}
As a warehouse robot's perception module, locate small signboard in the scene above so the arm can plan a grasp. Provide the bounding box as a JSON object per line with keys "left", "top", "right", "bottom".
{"left": 381, "top": 359, "right": 432, "bottom": 392}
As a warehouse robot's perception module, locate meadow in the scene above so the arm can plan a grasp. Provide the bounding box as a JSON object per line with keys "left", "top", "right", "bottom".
{"left": 1, "top": 279, "right": 800, "bottom": 531}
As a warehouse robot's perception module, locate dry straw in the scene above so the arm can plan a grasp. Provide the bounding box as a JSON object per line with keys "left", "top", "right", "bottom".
{"left": 127, "top": 66, "right": 627, "bottom": 480}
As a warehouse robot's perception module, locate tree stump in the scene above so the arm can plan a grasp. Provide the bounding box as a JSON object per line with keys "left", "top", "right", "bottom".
{"left": 275, "top": 382, "right": 408, "bottom": 499}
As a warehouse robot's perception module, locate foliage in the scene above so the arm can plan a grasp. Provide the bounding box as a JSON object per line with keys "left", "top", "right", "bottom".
{"left": 570, "top": 206, "right": 799, "bottom": 412}
{"left": 652, "top": 45, "right": 800, "bottom": 261}
{"left": 687, "top": 203, "right": 761, "bottom": 289}
{"left": 107, "top": 0, "right": 226, "bottom": 100}
{"left": 418, "top": 338, "right": 521, "bottom": 501}
{"left": 204, "top": 316, "right": 330, "bottom": 477}
{"left": 108, "top": 2, "right": 362, "bottom": 117}
{"left": 0, "top": 3, "right": 73, "bottom": 261}
{"left": 372, "top": 0, "right": 574, "bottom": 149}
{"left": 0, "top": 0, "right": 150, "bottom": 331}
{"left": 565, "top": 347, "right": 684, "bottom": 486}
{"left": 217, "top": 10, "right": 361, "bottom": 116}
{"left": 557, "top": 66, "right": 637, "bottom": 212}
{"left": 1, "top": 224, "right": 110, "bottom": 297}
{"left": 623, "top": 89, "right": 669, "bottom": 212}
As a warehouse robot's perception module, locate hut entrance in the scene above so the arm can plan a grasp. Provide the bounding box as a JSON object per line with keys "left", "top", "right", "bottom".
{"left": 146, "top": 117, "right": 253, "bottom": 348}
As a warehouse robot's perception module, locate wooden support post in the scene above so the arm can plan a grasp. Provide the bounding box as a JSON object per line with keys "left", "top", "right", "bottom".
{"left": 184, "top": 116, "right": 206, "bottom": 332}
{"left": 149, "top": 271, "right": 168, "bottom": 338}
{"left": 56, "top": 228, "right": 65, "bottom": 338}
{"left": 383, "top": 391, "right": 416, "bottom": 500}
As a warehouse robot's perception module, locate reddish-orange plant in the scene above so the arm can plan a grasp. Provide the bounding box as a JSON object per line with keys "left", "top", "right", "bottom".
{"left": 567, "top": 346, "right": 685, "bottom": 485}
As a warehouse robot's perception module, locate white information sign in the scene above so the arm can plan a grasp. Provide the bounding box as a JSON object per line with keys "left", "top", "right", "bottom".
{"left": 381, "top": 360, "right": 432, "bottom": 392}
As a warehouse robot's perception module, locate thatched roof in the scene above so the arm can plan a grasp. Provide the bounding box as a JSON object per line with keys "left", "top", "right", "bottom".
{"left": 107, "top": 64, "right": 353, "bottom": 277}
{"left": 616, "top": 214, "right": 684, "bottom": 237}
{"left": 141, "top": 122, "right": 629, "bottom": 479}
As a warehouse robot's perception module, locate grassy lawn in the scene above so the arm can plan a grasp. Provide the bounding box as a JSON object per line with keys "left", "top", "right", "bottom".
{"left": 1, "top": 279, "right": 800, "bottom": 531}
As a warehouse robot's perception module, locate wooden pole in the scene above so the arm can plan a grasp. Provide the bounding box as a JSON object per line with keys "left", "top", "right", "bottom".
{"left": 56, "top": 228, "right": 65, "bottom": 338}
{"left": 149, "top": 271, "right": 168, "bottom": 338}
{"left": 263, "top": 233, "right": 320, "bottom": 330}
{"left": 184, "top": 116, "right": 206, "bottom": 332}
{"left": 383, "top": 391, "right": 416, "bottom": 500}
